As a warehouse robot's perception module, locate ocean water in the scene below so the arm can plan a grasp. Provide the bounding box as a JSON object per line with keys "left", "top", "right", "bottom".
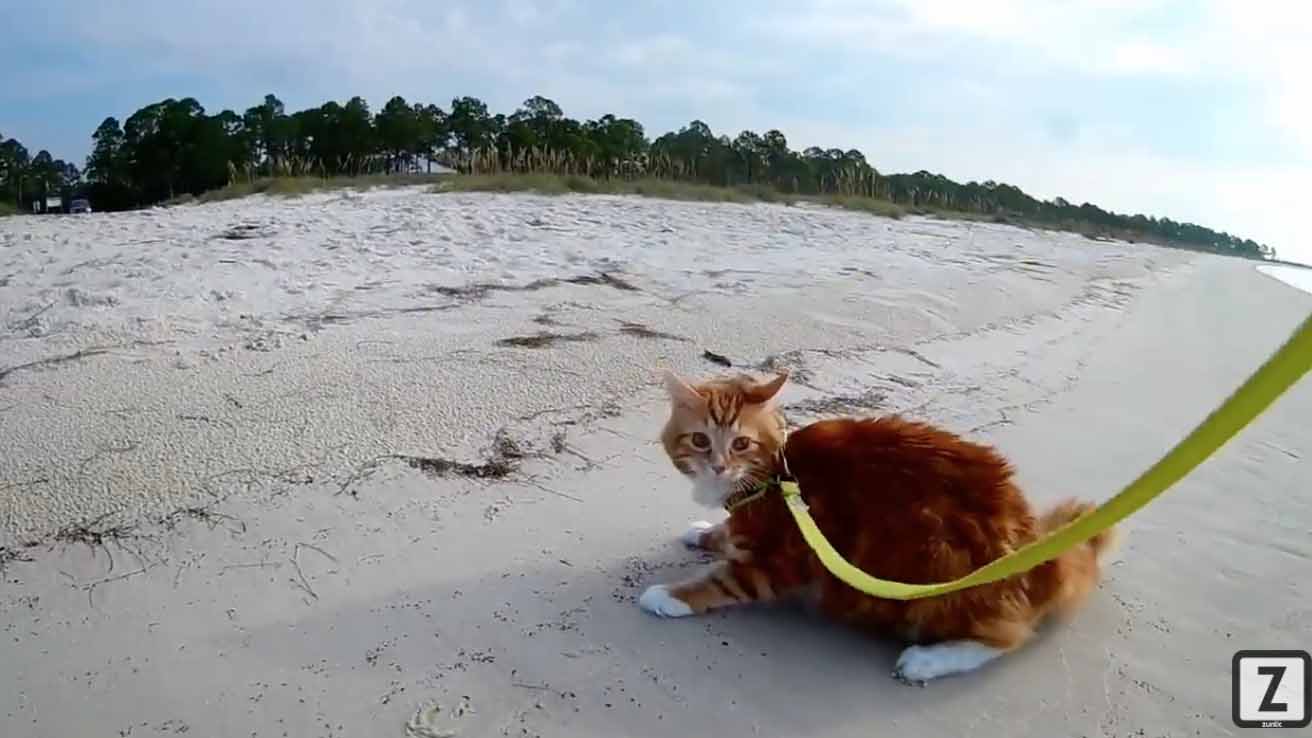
{"left": 1257, "top": 264, "right": 1312, "bottom": 296}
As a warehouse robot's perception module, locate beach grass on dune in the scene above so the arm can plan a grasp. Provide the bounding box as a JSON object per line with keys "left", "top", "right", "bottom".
{"left": 168, "top": 173, "right": 454, "bottom": 205}
{"left": 171, "top": 169, "right": 910, "bottom": 223}
{"left": 814, "top": 193, "right": 907, "bottom": 219}
{"left": 437, "top": 174, "right": 1158, "bottom": 238}
{"left": 434, "top": 173, "right": 763, "bottom": 202}
{"left": 163, "top": 171, "right": 1192, "bottom": 246}
{"left": 432, "top": 173, "right": 907, "bottom": 218}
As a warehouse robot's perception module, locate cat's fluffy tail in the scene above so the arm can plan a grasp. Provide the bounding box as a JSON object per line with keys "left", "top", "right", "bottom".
{"left": 1038, "top": 498, "right": 1122, "bottom": 565}
{"left": 1029, "top": 498, "right": 1122, "bottom": 619}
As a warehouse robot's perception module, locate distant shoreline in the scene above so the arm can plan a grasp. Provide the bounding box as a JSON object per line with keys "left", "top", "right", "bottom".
{"left": 1260, "top": 257, "right": 1312, "bottom": 270}
{"left": 1257, "top": 263, "right": 1312, "bottom": 296}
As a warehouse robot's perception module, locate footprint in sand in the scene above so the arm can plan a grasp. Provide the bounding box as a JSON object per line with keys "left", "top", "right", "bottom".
{"left": 404, "top": 698, "right": 474, "bottom": 738}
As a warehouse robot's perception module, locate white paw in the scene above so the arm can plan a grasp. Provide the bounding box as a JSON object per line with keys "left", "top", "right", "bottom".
{"left": 638, "top": 585, "right": 693, "bottom": 618}
{"left": 681, "top": 520, "right": 714, "bottom": 548}
{"left": 892, "top": 641, "right": 1003, "bottom": 685}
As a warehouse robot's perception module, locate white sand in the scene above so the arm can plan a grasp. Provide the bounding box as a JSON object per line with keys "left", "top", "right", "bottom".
{"left": 1, "top": 188, "right": 1309, "bottom": 737}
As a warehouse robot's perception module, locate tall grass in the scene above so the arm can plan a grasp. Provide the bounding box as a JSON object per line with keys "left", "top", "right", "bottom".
{"left": 435, "top": 173, "right": 769, "bottom": 202}
{"left": 432, "top": 145, "right": 913, "bottom": 219}
{"left": 814, "top": 193, "right": 905, "bottom": 219}
{"left": 433, "top": 173, "right": 906, "bottom": 218}
{"left": 170, "top": 167, "right": 909, "bottom": 223}
{"left": 0, "top": 201, "right": 16, "bottom": 217}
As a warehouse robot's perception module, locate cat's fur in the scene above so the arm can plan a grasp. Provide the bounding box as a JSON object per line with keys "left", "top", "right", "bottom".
{"left": 643, "top": 369, "right": 1119, "bottom": 684}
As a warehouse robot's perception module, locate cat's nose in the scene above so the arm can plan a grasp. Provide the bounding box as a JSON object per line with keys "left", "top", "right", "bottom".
{"left": 710, "top": 464, "right": 727, "bottom": 475}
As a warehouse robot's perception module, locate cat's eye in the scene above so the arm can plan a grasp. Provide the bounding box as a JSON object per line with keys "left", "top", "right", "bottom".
{"left": 689, "top": 432, "right": 711, "bottom": 449}
{"left": 731, "top": 436, "right": 751, "bottom": 452}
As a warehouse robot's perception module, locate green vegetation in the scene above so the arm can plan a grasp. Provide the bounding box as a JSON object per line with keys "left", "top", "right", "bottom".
{"left": 2, "top": 93, "right": 1275, "bottom": 260}
{"left": 438, "top": 173, "right": 777, "bottom": 202}
{"left": 816, "top": 193, "right": 906, "bottom": 219}
{"left": 1, "top": 134, "right": 80, "bottom": 214}
{"left": 435, "top": 173, "right": 904, "bottom": 217}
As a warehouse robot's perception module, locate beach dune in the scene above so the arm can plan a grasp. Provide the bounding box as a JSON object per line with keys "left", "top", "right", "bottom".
{"left": 1, "top": 188, "right": 1308, "bottom": 737}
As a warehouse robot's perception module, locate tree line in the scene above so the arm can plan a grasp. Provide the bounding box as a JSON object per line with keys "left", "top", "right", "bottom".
{"left": 2, "top": 92, "right": 1273, "bottom": 259}
{"left": 0, "top": 134, "right": 81, "bottom": 211}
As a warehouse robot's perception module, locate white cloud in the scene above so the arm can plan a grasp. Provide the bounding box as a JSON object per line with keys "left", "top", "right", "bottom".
{"left": 612, "top": 35, "right": 694, "bottom": 66}
{"left": 1102, "top": 41, "right": 1194, "bottom": 77}
{"left": 749, "top": 0, "right": 1312, "bottom": 260}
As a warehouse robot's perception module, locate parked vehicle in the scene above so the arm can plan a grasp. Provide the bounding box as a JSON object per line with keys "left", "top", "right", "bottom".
{"left": 69, "top": 199, "right": 92, "bottom": 214}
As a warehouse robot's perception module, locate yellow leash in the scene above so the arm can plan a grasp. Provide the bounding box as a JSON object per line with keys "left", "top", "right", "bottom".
{"left": 780, "top": 313, "right": 1312, "bottom": 601}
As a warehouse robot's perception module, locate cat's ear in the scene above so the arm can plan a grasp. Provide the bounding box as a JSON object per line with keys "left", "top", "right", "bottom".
{"left": 661, "top": 369, "right": 705, "bottom": 409}
{"left": 744, "top": 370, "right": 788, "bottom": 406}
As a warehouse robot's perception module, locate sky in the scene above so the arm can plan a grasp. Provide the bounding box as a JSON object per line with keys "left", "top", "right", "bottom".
{"left": 2, "top": 0, "right": 1309, "bottom": 263}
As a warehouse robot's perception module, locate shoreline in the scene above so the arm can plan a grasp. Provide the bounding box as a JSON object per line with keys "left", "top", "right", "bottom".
{"left": 1257, "top": 262, "right": 1312, "bottom": 296}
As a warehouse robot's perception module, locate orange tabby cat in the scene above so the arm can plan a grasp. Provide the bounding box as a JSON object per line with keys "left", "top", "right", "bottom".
{"left": 642, "top": 369, "right": 1119, "bottom": 684}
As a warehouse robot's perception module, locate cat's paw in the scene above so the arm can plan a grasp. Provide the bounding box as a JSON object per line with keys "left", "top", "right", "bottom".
{"left": 891, "top": 645, "right": 940, "bottom": 686}
{"left": 681, "top": 520, "right": 714, "bottom": 548}
{"left": 638, "top": 585, "right": 693, "bottom": 618}
{"left": 891, "top": 641, "right": 1002, "bottom": 685}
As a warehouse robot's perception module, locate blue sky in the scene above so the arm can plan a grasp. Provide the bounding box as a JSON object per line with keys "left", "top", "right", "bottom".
{"left": 3, "top": 0, "right": 1309, "bottom": 262}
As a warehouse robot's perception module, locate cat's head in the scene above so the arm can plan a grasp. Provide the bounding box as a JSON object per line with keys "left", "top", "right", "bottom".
{"left": 658, "top": 369, "right": 790, "bottom": 508}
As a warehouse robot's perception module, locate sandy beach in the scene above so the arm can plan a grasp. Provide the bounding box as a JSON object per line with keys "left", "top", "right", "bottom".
{"left": 2, "top": 187, "right": 1309, "bottom": 737}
